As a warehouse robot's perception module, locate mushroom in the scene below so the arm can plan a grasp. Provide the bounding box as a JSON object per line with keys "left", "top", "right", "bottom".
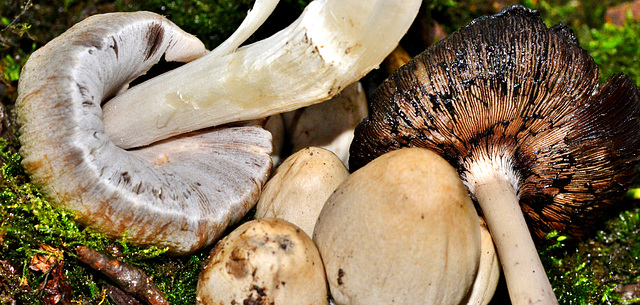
{"left": 313, "top": 148, "right": 481, "bottom": 304}
{"left": 196, "top": 218, "right": 328, "bottom": 305}
{"left": 102, "top": 0, "right": 423, "bottom": 149}
{"left": 256, "top": 147, "right": 349, "bottom": 236}
{"left": 17, "top": 12, "right": 272, "bottom": 255}
{"left": 349, "top": 6, "right": 640, "bottom": 304}
{"left": 16, "top": 0, "right": 421, "bottom": 254}
{"left": 281, "top": 82, "right": 368, "bottom": 166}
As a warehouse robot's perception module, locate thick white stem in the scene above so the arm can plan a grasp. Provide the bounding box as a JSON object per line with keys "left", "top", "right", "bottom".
{"left": 473, "top": 179, "right": 558, "bottom": 305}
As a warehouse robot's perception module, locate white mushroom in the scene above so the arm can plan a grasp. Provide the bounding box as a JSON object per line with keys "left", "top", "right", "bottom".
{"left": 17, "top": 12, "right": 272, "bottom": 254}
{"left": 256, "top": 147, "right": 349, "bottom": 236}
{"left": 16, "top": 0, "right": 420, "bottom": 254}
{"left": 281, "top": 82, "right": 368, "bottom": 166}
{"left": 313, "top": 148, "right": 481, "bottom": 304}
{"left": 102, "top": 0, "right": 423, "bottom": 149}
{"left": 197, "top": 218, "right": 328, "bottom": 305}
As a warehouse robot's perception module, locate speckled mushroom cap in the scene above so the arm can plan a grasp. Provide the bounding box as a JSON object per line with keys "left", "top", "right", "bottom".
{"left": 197, "top": 218, "right": 328, "bottom": 305}
{"left": 16, "top": 12, "right": 272, "bottom": 254}
{"left": 349, "top": 6, "right": 640, "bottom": 240}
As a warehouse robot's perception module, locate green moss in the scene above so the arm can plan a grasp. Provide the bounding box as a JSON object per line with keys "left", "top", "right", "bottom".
{"left": 541, "top": 205, "right": 640, "bottom": 304}
{"left": 583, "top": 20, "right": 640, "bottom": 86}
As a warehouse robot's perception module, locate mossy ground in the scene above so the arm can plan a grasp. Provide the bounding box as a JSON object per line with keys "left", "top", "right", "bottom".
{"left": 1, "top": 0, "right": 640, "bottom": 304}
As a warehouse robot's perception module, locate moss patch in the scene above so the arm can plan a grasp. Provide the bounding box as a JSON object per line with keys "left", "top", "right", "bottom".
{"left": 541, "top": 204, "right": 640, "bottom": 304}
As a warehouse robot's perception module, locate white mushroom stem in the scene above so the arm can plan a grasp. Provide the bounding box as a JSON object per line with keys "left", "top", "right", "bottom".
{"left": 103, "top": 0, "right": 422, "bottom": 149}
{"left": 472, "top": 178, "right": 558, "bottom": 305}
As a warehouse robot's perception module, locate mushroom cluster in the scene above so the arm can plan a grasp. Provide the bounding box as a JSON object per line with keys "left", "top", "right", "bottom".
{"left": 350, "top": 5, "right": 640, "bottom": 304}
{"left": 15, "top": 0, "right": 640, "bottom": 303}
{"left": 15, "top": 0, "right": 421, "bottom": 254}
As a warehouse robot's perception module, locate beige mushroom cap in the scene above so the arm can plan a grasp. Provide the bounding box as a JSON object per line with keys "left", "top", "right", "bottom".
{"left": 197, "top": 218, "right": 328, "bottom": 305}
{"left": 256, "top": 147, "right": 349, "bottom": 236}
{"left": 313, "top": 148, "right": 481, "bottom": 305}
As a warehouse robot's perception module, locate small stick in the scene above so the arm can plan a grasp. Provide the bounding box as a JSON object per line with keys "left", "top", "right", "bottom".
{"left": 76, "top": 246, "right": 169, "bottom": 305}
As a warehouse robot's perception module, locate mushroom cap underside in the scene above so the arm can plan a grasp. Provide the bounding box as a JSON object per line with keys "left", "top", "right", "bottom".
{"left": 16, "top": 12, "right": 272, "bottom": 254}
{"left": 349, "top": 5, "right": 640, "bottom": 240}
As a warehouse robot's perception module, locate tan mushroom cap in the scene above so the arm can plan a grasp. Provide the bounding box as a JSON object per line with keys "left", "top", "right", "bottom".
{"left": 197, "top": 218, "right": 328, "bottom": 305}
{"left": 256, "top": 147, "right": 349, "bottom": 236}
{"left": 313, "top": 148, "right": 480, "bottom": 305}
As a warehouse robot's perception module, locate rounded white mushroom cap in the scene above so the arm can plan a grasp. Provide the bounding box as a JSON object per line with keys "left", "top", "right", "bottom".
{"left": 16, "top": 12, "right": 272, "bottom": 254}
{"left": 313, "top": 148, "right": 481, "bottom": 304}
{"left": 197, "top": 218, "right": 328, "bottom": 305}
{"left": 256, "top": 147, "right": 349, "bottom": 236}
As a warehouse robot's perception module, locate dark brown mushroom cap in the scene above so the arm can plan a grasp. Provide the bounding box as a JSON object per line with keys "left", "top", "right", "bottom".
{"left": 349, "top": 5, "right": 640, "bottom": 240}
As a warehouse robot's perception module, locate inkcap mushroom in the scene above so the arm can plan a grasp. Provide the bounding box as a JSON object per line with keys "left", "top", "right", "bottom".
{"left": 349, "top": 5, "right": 640, "bottom": 304}
{"left": 468, "top": 217, "right": 500, "bottom": 305}
{"left": 314, "top": 148, "right": 481, "bottom": 305}
{"left": 197, "top": 218, "right": 328, "bottom": 305}
{"left": 17, "top": 0, "right": 421, "bottom": 254}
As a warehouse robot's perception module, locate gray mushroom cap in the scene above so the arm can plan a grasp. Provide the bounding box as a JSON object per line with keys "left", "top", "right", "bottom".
{"left": 16, "top": 12, "right": 272, "bottom": 254}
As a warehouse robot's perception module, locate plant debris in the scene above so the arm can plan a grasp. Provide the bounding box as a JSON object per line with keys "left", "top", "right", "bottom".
{"left": 77, "top": 246, "right": 169, "bottom": 305}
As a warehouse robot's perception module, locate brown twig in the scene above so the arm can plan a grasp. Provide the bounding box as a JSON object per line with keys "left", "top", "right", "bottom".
{"left": 76, "top": 246, "right": 169, "bottom": 305}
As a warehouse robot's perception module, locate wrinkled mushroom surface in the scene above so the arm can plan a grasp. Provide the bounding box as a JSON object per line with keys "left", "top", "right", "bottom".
{"left": 256, "top": 147, "right": 349, "bottom": 236}
{"left": 16, "top": 12, "right": 272, "bottom": 254}
{"left": 314, "top": 148, "right": 480, "bottom": 305}
{"left": 197, "top": 218, "right": 327, "bottom": 305}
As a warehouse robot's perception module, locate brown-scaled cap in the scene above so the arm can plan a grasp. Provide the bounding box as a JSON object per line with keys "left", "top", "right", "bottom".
{"left": 349, "top": 5, "right": 640, "bottom": 304}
